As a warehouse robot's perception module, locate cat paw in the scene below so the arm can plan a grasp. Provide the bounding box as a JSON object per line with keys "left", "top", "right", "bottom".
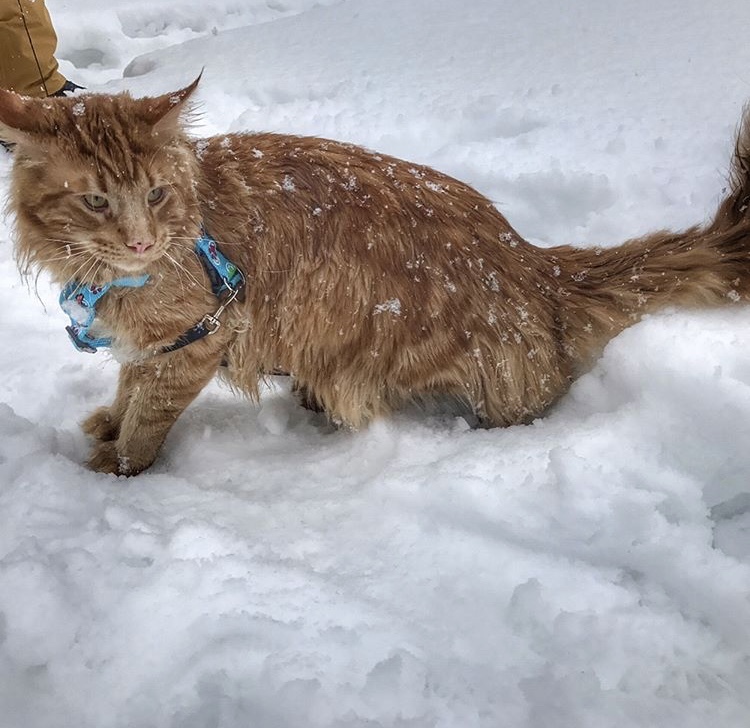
{"left": 87, "top": 441, "right": 121, "bottom": 474}
{"left": 87, "top": 441, "right": 149, "bottom": 476}
{"left": 82, "top": 407, "right": 120, "bottom": 441}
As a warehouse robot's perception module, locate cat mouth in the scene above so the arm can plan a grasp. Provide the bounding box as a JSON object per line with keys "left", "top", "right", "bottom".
{"left": 113, "top": 252, "right": 160, "bottom": 273}
{"left": 113, "top": 242, "right": 165, "bottom": 272}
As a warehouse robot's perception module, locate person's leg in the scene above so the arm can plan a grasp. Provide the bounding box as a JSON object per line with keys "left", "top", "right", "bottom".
{"left": 0, "top": 0, "right": 66, "bottom": 97}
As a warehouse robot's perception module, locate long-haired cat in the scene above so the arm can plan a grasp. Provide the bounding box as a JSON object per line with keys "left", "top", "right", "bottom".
{"left": 1, "top": 79, "right": 750, "bottom": 475}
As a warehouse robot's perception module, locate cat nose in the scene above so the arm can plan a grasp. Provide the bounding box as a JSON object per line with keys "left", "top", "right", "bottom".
{"left": 126, "top": 240, "right": 154, "bottom": 255}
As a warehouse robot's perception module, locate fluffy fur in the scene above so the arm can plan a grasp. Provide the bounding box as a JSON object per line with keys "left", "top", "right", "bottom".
{"left": 1, "top": 80, "right": 749, "bottom": 475}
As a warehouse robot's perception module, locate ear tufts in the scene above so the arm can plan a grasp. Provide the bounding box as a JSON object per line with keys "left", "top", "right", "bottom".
{"left": 142, "top": 73, "right": 203, "bottom": 134}
{"left": 0, "top": 89, "right": 43, "bottom": 143}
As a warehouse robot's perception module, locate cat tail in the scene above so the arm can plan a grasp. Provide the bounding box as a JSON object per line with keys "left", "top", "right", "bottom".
{"left": 710, "top": 102, "right": 750, "bottom": 233}
{"left": 546, "top": 221, "right": 750, "bottom": 370}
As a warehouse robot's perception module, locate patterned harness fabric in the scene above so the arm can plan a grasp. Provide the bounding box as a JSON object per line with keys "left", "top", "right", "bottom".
{"left": 60, "top": 275, "right": 149, "bottom": 353}
{"left": 59, "top": 231, "right": 245, "bottom": 354}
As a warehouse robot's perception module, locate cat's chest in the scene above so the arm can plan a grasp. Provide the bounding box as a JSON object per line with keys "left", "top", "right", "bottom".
{"left": 95, "top": 285, "right": 208, "bottom": 357}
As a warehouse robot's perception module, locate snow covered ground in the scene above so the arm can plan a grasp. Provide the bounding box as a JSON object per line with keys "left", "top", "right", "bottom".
{"left": 1, "top": 0, "right": 750, "bottom": 726}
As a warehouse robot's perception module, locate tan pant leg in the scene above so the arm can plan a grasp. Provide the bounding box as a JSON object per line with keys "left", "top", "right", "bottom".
{"left": 0, "top": 0, "right": 66, "bottom": 96}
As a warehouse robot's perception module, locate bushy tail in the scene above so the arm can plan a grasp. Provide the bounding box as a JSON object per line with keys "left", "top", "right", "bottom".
{"left": 547, "top": 216, "right": 750, "bottom": 372}
{"left": 540, "top": 105, "right": 750, "bottom": 371}
{"left": 711, "top": 103, "right": 750, "bottom": 233}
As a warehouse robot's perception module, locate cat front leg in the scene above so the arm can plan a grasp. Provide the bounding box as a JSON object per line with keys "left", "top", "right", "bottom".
{"left": 87, "top": 345, "right": 223, "bottom": 475}
{"left": 82, "top": 362, "right": 142, "bottom": 441}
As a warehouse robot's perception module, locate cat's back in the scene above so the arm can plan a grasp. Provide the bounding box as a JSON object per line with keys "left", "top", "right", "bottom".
{"left": 191, "top": 131, "right": 556, "bottom": 326}
{"left": 193, "top": 131, "right": 527, "bottom": 248}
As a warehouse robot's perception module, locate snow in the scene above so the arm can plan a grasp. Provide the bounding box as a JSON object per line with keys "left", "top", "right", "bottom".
{"left": 373, "top": 299, "right": 401, "bottom": 316}
{"left": 1, "top": 0, "right": 750, "bottom": 726}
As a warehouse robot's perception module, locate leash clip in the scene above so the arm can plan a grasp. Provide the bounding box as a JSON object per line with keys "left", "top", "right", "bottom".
{"left": 199, "top": 313, "right": 222, "bottom": 334}
{"left": 199, "top": 281, "right": 242, "bottom": 335}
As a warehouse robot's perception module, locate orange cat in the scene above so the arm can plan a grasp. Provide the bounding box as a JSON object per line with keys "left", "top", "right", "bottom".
{"left": 1, "top": 79, "right": 749, "bottom": 475}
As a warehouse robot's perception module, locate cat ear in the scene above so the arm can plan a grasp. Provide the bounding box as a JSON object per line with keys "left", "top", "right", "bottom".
{"left": 0, "top": 88, "right": 44, "bottom": 144}
{"left": 141, "top": 73, "right": 202, "bottom": 135}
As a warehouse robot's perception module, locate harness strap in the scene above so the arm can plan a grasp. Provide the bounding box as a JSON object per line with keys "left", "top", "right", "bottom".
{"left": 159, "top": 274, "right": 244, "bottom": 354}
{"left": 194, "top": 230, "right": 244, "bottom": 296}
{"left": 59, "top": 231, "right": 245, "bottom": 355}
{"left": 158, "top": 231, "right": 245, "bottom": 353}
{"left": 60, "top": 274, "right": 150, "bottom": 353}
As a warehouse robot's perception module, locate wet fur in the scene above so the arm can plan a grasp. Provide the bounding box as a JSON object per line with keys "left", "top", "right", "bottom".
{"left": 1, "top": 81, "right": 750, "bottom": 475}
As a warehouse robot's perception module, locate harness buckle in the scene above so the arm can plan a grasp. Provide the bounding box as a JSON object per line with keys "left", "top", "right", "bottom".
{"left": 200, "top": 313, "right": 222, "bottom": 334}
{"left": 65, "top": 325, "right": 98, "bottom": 353}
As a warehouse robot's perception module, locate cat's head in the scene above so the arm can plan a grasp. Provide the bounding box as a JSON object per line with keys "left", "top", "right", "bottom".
{"left": 0, "top": 78, "right": 202, "bottom": 284}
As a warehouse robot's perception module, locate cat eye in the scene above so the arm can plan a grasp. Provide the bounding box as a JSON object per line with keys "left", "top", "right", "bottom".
{"left": 147, "top": 187, "right": 167, "bottom": 205}
{"left": 82, "top": 194, "right": 109, "bottom": 212}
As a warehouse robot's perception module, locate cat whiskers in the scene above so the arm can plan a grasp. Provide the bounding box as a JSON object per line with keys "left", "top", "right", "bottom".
{"left": 37, "top": 249, "right": 89, "bottom": 266}
{"left": 168, "top": 236, "right": 259, "bottom": 292}
{"left": 162, "top": 254, "right": 186, "bottom": 297}
{"left": 170, "top": 234, "right": 292, "bottom": 274}
{"left": 38, "top": 240, "right": 91, "bottom": 270}
{"left": 22, "top": 245, "right": 92, "bottom": 302}
{"left": 62, "top": 254, "right": 100, "bottom": 290}
{"left": 42, "top": 238, "right": 90, "bottom": 248}
{"left": 24, "top": 252, "right": 98, "bottom": 310}
{"left": 164, "top": 248, "right": 205, "bottom": 292}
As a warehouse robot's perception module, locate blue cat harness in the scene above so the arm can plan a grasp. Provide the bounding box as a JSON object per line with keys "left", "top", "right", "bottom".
{"left": 59, "top": 230, "right": 245, "bottom": 355}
